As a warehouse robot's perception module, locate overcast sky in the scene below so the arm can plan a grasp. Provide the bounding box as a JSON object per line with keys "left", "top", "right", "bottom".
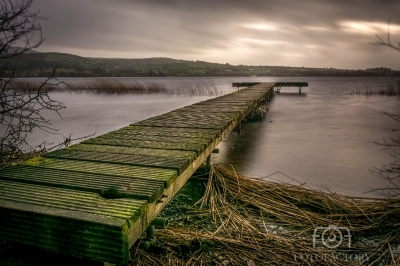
{"left": 31, "top": 0, "right": 400, "bottom": 70}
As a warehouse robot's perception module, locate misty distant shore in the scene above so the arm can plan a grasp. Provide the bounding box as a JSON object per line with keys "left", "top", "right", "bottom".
{"left": 3, "top": 51, "right": 399, "bottom": 78}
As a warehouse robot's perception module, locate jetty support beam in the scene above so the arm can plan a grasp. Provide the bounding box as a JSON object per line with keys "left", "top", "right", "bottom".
{"left": 273, "top": 82, "right": 308, "bottom": 94}
{"left": 237, "top": 121, "right": 242, "bottom": 135}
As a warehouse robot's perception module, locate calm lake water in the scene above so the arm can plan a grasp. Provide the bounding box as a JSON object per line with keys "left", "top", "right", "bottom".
{"left": 22, "top": 76, "right": 400, "bottom": 198}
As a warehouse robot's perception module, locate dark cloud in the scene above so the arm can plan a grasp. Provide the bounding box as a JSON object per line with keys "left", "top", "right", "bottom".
{"left": 31, "top": 0, "right": 400, "bottom": 69}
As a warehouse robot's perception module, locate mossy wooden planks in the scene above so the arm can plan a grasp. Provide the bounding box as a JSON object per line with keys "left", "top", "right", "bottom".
{"left": 83, "top": 138, "right": 206, "bottom": 155}
{"left": 132, "top": 85, "right": 272, "bottom": 130}
{"left": 43, "top": 149, "right": 189, "bottom": 174}
{"left": 0, "top": 180, "right": 146, "bottom": 263}
{"left": 110, "top": 126, "right": 221, "bottom": 139}
{"left": 99, "top": 133, "right": 212, "bottom": 146}
{"left": 67, "top": 144, "right": 198, "bottom": 162}
{"left": 0, "top": 165, "right": 164, "bottom": 202}
{"left": 21, "top": 157, "right": 177, "bottom": 188}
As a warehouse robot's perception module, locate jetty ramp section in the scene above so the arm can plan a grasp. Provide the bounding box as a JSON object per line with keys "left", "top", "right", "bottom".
{"left": 0, "top": 82, "right": 276, "bottom": 264}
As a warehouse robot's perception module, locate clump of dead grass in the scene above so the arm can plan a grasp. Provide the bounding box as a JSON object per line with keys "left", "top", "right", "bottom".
{"left": 129, "top": 165, "right": 400, "bottom": 266}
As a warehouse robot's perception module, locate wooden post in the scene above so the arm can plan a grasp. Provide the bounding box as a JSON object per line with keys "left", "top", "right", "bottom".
{"left": 205, "top": 155, "right": 211, "bottom": 173}
{"left": 299, "top": 86, "right": 302, "bottom": 95}
{"left": 151, "top": 218, "right": 169, "bottom": 228}
{"left": 237, "top": 122, "right": 241, "bottom": 135}
{"left": 146, "top": 225, "right": 155, "bottom": 239}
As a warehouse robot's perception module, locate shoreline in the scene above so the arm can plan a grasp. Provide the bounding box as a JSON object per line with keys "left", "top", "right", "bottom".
{"left": 0, "top": 165, "right": 399, "bottom": 265}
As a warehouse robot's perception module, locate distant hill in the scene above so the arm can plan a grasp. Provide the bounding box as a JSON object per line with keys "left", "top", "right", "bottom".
{"left": 5, "top": 46, "right": 41, "bottom": 55}
{"left": 1, "top": 51, "right": 398, "bottom": 77}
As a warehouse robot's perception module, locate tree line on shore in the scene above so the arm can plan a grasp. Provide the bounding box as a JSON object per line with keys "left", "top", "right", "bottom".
{"left": 3, "top": 51, "right": 399, "bottom": 78}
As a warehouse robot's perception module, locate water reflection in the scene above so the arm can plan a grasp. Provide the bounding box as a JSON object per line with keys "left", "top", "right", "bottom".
{"left": 276, "top": 92, "right": 307, "bottom": 96}
{"left": 215, "top": 82, "right": 400, "bottom": 198}
{"left": 20, "top": 77, "right": 400, "bottom": 198}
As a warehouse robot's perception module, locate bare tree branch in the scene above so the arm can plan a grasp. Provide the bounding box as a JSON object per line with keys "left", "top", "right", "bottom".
{"left": 0, "top": 67, "right": 66, "bottom": 153}
{"left": 371, "top": 17, "right": 400, "bottom": 52}
{"left": 0, "top": 1, "right": 94, "bottom": 167}
{"left": 0, "top": 0, "right": 43, "bottom": 59}
{"left": 368, "top": 109, "right": 400, "bottom": 198}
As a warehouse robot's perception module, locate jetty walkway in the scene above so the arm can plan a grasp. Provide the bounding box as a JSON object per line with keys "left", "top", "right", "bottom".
{"left": 0, "top": 82, "right": 305, "bottom": 264}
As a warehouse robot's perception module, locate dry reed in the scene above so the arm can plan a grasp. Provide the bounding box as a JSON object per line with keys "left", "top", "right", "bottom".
{"left": 129, "top": 165, "right": 400, "bottom": 265}
{"left": 10, "top": 79, "right": 169, "bottom": 94}
{"left": 330, "top": 87, "right": 400, "bottom": 96}
{"left": 10, "top": 79, "right": 229, "bottom": 96}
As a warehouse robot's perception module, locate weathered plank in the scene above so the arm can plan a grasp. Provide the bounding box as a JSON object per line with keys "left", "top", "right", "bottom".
{"left": 232, "top": 82, "right": 260, "bottom": 87}
{"left": 274, "top": 82, "right": 308, "bottom": 87}
{"left": 21, "top": 157, "right": 177, "bottom": 188}
{"left": 83, "top": 138, "right": 207, "bottom": 155}
{"left": 0, "top": 180, "right": 146, "bottom": 263}
{"left": 115, "top": 126, "right": 220, "bottom": 139}
{"left": 67, "top": 144, "right": 198, "bottom": 162}
{"left": 43, "top": 149, "right": 189, "bottom": 174}
{"left": 0, "top": 165, "right": 164, "bottom": 202}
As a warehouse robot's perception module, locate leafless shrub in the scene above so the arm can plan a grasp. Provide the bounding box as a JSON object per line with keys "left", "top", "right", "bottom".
{"left": 368, "top": 111, "right": 400, "bottom": 198}
{"left": 371, "top": 17, "right": 400, "bottom": 52}
{"left": 0, "top": 0, "right": 91, "bottom": 166}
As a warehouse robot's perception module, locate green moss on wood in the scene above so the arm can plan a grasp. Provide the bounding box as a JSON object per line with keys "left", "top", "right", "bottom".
{"left": 23, "top": 156, "right": 52, "bottom": 166}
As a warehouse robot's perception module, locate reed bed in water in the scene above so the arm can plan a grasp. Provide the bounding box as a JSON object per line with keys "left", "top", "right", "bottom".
{"left": 129, "top": 165, "right": 400, "bottom": 265}
{"left": 10, "top": 79, "right": 228, "bottom": 96}
{"left": 330, "top": 87, "right": 400, "bottom": 96}
{"left": 10, "top": 79, "right": 169, "bottom": 94}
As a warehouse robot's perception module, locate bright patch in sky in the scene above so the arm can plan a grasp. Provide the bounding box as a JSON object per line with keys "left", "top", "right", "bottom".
{"left": 239, "top": 38, "right": 288, "bottom": 46}
{"left": 242, "top": 23, "right": 280, "bottom": 31}
{"left": 303, "top": 26, "right": 332, "bottom": 32}
{"left": 339, "top": 20, "right": 400, "bottom": 34}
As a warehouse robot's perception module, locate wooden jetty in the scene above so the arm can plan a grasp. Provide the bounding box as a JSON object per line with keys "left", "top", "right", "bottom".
{"left": 233, "top": 81, "right": 308, "bottom": 94}
{"left": 0, "top": 82, "right": 302, "bottom": 264}
{"left": 274, "top": 82, "right": 308, "bottom": 95}
{"left": 232, "top": 82, "right": 260, "bottom": 89}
